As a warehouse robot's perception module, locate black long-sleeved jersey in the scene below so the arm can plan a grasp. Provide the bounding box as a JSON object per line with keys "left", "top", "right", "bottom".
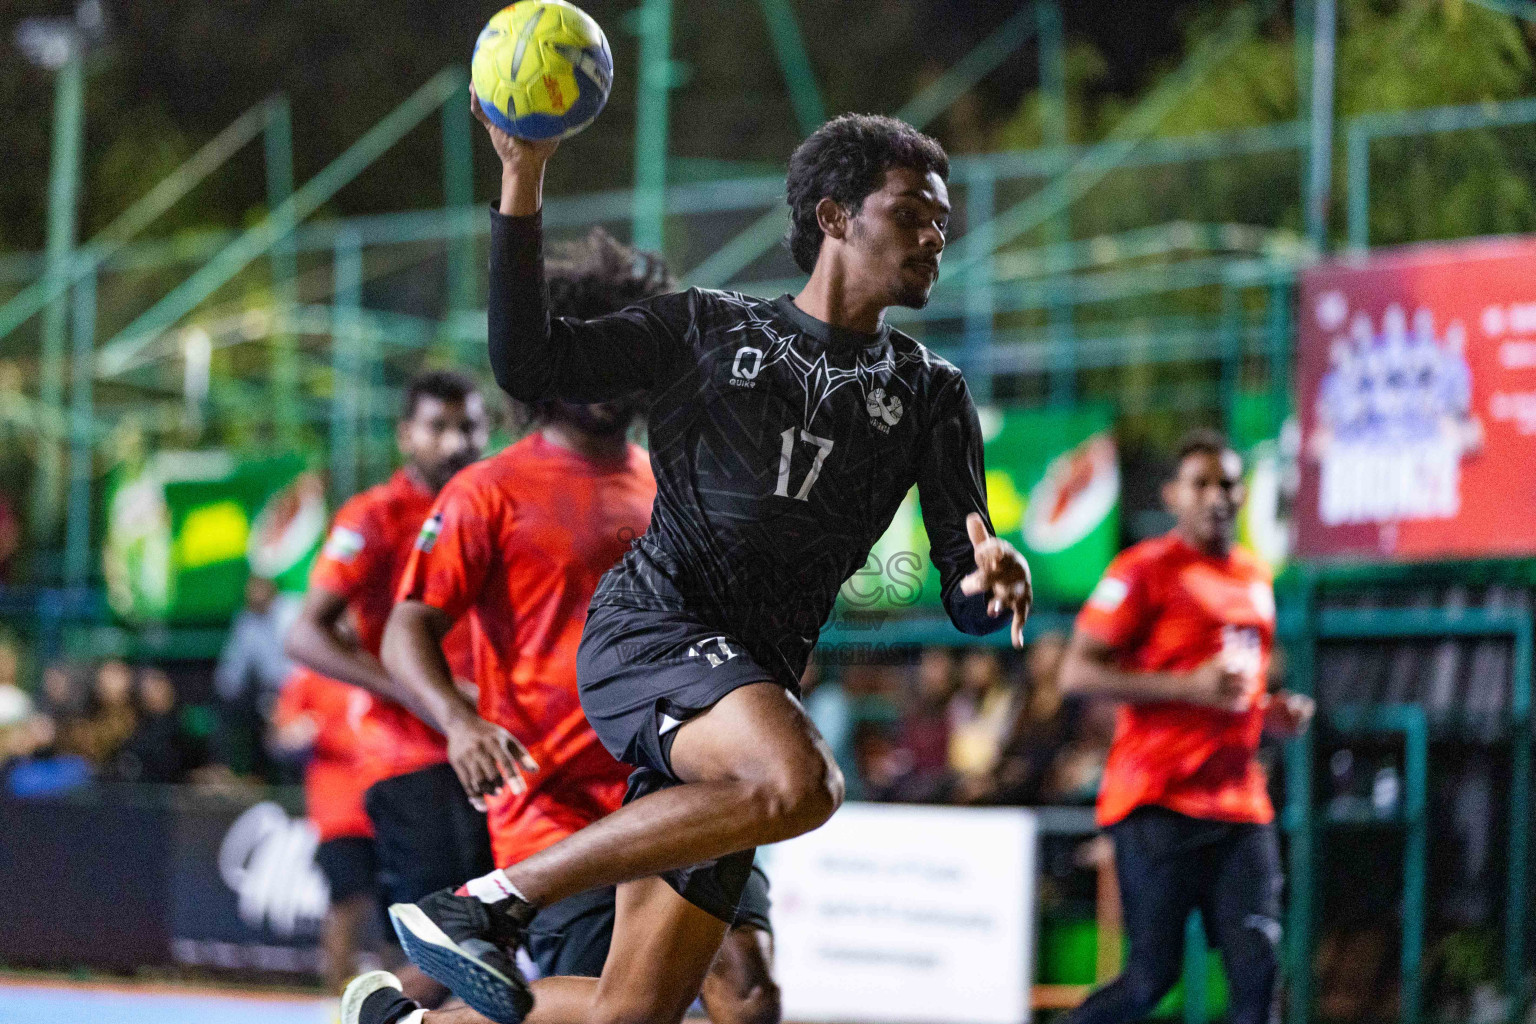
{"left": 489, "top": 209, "right": 1006, "bottom": 687}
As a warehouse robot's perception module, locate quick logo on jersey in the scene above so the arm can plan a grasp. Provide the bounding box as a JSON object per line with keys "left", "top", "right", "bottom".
{"left": 687, "top": 636, "right": 740, "bottom": 668}
{"left": 866, "top": 388, "right": 903, "bottom": 433}
{"left": 1087, "top": 575, "right": 1129, "bottom": 612}
{"left": 415, "top": 513, "right": 443, "bottom": 553}
{"left": 730, "top": 346, "right": 763, "bottom": 388}
{"left": 322, "top": 526, "right": 366, "bottom": 563}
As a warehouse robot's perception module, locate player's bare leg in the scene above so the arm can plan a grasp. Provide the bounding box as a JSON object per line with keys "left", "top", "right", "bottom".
{"left": 390, "top": 682, "right": 829, "bottom": 1020}
{"left": 404, "top": 877, "right": 730, "bottom": 1024}
{"left": 701, "top": 925, "right": 779, "bottom": 1024}
{"left": 501, "top": 681, "right": 842, "bottom": 906}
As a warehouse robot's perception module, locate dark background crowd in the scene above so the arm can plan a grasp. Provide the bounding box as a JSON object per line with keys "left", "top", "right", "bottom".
{"left": 0, "top": 613, "right": 1127, "bottom": 815}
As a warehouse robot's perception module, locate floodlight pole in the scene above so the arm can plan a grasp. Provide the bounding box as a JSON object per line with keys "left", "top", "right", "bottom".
{"left": 632, "top": 0, "right": 673, "bottom": 252}
{"left": 1304, "top": 0, "right": 1336, "bottom": 251}
{"left": 34, "top": 49, "right": 84, "bottom": 550}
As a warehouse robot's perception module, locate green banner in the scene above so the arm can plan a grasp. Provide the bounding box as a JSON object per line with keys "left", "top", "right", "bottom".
{"left": 104, "top": 452, "right": 326, "bottom": 624}
{"left": 841, "top": 405, "right": 1120, "bottom": 613}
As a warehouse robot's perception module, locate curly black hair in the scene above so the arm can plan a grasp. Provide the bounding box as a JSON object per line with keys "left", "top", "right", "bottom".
{"left": 517, "top": 229, "right": 674, "bottom": 427}
{"left": 547, "top": 227, "right": 674, "bottom": 320}
{"left": 784, "top": 113, "right": 950, "bottom": 274}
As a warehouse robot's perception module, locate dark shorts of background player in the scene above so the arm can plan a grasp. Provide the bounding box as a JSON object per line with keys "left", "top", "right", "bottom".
{"left": 364, "top": 762, "right": 495, "bottom": 907}
{"left": 315, "top": 835, "right": 379, "bottom": 903}
{"left": 526, "top": 865, "right": 774, "bottom": 978}
{"left": 577, "top": 602, "right": 789, "bottom": 924}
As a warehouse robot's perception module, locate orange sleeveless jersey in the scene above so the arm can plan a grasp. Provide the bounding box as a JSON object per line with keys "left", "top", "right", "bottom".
{"left": 1075, "top": 533, "right": 1276, "bottom": 827}
{"left": 397, "top": 435, "right": 656, "bottom": 866}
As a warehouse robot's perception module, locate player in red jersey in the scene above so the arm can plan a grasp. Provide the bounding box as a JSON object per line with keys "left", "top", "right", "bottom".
{"left": 272, "top": 663, "right": 380, "bottom": 993}
{"left": 344, "top": 232, "right": 778, "bottom": 1024}
{"left": 287, "top": 370, "right": 493, "bottom": 1005}
{"left": 1056, "top": 429, "right": 1314, "bottom": 1024}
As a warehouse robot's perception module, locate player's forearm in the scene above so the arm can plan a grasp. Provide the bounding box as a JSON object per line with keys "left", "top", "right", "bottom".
{"left": 380, "top": 603, "right": 479, "bottom": 735}
{"left": 1058, "top": 651, "right": 1191, "bottom": 704}
{"left": 284, "top": 618, "right": 427, "bottom": 718}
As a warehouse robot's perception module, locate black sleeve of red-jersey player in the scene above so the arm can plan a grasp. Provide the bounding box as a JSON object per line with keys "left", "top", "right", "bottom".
{"left": 917, "top": 373, "right": 1010, "bottom": 636}
{"left": 487, "top": 207, "right": 691, "bottom": 403}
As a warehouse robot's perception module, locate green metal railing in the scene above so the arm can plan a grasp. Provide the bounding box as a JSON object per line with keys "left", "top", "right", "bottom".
{"left": 1345, "top": 95, "right": 1536, "bottom": 251}
{"left": 1285, "top": 599, "right": 1534, "bottom": 1024}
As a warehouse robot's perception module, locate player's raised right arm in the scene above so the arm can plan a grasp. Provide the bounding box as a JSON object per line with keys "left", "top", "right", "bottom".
{"left": 474, "top": 92, "right": 683, "bottom": 404}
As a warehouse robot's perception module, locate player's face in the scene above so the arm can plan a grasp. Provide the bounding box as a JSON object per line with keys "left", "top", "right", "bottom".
{"left": 1165, "top": 449, "right": 1245, "bottom": 552}
{"left": 846, "top": 166, "right": 950, "bottom": 310}
{"left": 399, "top": 393, "right": 490, "bottom": 490}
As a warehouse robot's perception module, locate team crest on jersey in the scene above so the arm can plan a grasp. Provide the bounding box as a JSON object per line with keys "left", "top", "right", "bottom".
{"left": 322, "top": 526, "right": 365, "bottom": 563}
{"left": 729, "top": 346, "right": 763, "bottom": 388}
{"left": 687, "top": 636, "right": 740, "bottom": 668}
{"left": 415, "top": 513, "right": 443, "bottom": 553}
{"left": 865, "top": 388, "right": 903, "bottom": 433}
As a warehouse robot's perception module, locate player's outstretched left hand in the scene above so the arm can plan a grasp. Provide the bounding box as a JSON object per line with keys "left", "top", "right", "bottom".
{"left": 960, "top": 512, "right": 1033, "bottom": 649}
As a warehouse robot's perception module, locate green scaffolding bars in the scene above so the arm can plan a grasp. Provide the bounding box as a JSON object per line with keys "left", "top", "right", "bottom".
{"left": 1285, "top": 601, "right": 1534, "bottom": 1024}
{"left": 34, "top": 51, "right": 84, "bottom": 544}
{"left": 96, "top": 69, "right": 467, "bottom": 380}
{"left": 1345, "top": 94, "right": 1536, "bottom": 251}
{"left": 631, "top": 0, "right": 674, "bottom": 252}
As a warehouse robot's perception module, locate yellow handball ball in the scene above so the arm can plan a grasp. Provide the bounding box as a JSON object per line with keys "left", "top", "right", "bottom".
{"left": 471, "top": 0, "right": 613, "bottom": 141}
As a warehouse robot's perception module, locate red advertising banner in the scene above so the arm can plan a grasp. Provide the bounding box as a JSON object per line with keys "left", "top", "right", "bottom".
{"left": 1296, "top": 236, "right": 1536, "bottom": 560}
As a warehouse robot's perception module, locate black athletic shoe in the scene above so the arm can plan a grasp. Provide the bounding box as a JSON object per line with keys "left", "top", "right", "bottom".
{"left": 389, "top": 887, "right": 537, "bottom": 1024}
{"left": 341, "top": 971, "right": 423, "bottom": 1024}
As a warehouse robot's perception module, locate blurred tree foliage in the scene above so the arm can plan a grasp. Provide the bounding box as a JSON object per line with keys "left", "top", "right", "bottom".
{"left": 992, "top": 0, "right": 1536, "bottom": 247}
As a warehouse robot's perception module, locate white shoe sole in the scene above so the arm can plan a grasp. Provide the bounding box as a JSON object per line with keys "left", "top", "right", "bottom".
{"left": 340, "top": 970, "right": 403, "bottom": 1024}
{"left": 389, "top": 902, "right": 530, "bottom": 1024}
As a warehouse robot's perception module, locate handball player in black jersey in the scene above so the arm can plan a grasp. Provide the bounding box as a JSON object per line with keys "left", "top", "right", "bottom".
{"left": 369, "top": 96, "right": 1032, "bottom": 1024}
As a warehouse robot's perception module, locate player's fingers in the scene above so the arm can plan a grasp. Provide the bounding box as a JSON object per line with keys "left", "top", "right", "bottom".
{"left": 506, "top": 735, "right": 540, "bottom": 775}
{"left": 1011, "top": 608, "right": 1025, "bottom": 648}
{"left": 450, "top": 759, "right": 479, "bottom": 801}
{"left": 960, "top": 568, "right": 985, "bottom": 596}
{"left": 966, "top": 513, "right": 990, "bottom": 551}
{"left": 470, "top": 89, "right": 489, "bottom": 126}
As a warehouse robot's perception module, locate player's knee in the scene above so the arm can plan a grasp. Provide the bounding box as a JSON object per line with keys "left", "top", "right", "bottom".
{"left": 751, "top": 752, "right": 843, "bottom": 838}
{"left": 718, "top": 977, "right": 782, "bottom": 1024}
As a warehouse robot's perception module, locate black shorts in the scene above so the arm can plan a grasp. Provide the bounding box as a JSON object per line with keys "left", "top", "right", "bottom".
{"left": 525, "top": 866, "right": 774, "bottom": 979}
{"left": 577, "top": 603, "right": 782, "bottom": 924}
{"left": 315, "top": 836, "right": 379, "bottom": 903}
{"left": 364, "top": 762, "right": 495, "bottom": 907}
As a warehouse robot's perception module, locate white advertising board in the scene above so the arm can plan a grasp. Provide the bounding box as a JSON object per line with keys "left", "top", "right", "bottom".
{"left": 761, "top": 803, "right": 1037, "bottom": 1024}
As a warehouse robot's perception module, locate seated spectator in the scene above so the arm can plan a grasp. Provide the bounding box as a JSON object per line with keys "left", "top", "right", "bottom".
{"left": 853, "top": 719, "right": 910, "bottom": 803}
{"left": 113, "top": 668, "right": 196, "bottom": 783}
{"left": 37, "top": 662, "right": 86, "bottom": 733}
{"left": 68, "top": 659, "right": 138, "bottom": 767}
{"left": 949, "top": 648, "right": 1018, "bottom": 802}
{"left": 990, "top": 630, "right": 1079, "bottom": 804}
{"left": 5, "top": 714, "right": 92, "bottom": 798}
{"left": 892, "top": 647, "right": 958, "bottom": 802}
{"left": 215, "top": 576, "right": 297, "bottom": 779}
{"left": 1040, "top": 697, "right": 1118, "bottom": 805}
{"left": 0, "top": 642, "right": 34, "bottom": 757}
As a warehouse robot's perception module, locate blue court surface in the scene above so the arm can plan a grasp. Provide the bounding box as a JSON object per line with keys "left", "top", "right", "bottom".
{"left": 0, "top": 981, "right": 334, "bottom": 1024}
